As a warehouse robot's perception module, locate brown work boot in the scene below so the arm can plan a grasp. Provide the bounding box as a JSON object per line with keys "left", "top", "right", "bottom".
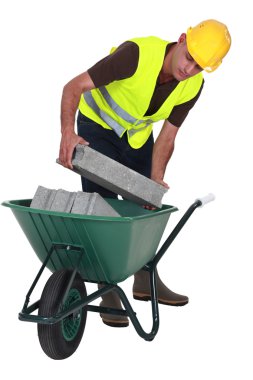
{"left": 133, "top": 269, "right": 188, "bottom": 306}
{"left": 98, "top": 285, "right": 129, "bottom": 328}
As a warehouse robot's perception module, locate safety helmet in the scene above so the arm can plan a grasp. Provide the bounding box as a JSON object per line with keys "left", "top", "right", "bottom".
{"left": 186, "top": 19, "right": 231, "bottom": 72}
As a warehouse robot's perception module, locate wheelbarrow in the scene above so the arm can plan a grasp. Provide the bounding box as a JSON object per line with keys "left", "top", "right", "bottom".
{"left": 2, "top": 194, "right": 214, "bottom": 360}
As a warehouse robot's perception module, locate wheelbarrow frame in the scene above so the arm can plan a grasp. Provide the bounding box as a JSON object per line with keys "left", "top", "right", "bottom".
{"left": 18, "top": 198, "right": 204, "bottom": 342}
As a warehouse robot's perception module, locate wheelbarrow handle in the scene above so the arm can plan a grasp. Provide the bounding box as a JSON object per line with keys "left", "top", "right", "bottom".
{"left": 195, "top": 193, "right": 215, "bottom": 207}
{"left": 151, "top": 193, "right": 215, "bottom": 267}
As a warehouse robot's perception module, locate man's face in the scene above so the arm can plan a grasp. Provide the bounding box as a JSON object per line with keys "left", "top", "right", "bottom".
{"left": 171, "top": 33, "right": 203, "bottom": 81}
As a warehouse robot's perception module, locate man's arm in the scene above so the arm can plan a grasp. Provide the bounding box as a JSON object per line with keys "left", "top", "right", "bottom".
{"left": 59, "top": 43, "right": 139, "bottom": 169}
{"left": 151, "top": 120, "right": 179, "bottom": 188}
{"left": 59, "top": 71, "right": 95, "bottom": 169}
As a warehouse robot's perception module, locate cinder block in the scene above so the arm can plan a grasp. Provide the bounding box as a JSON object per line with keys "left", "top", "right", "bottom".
{"left": 63, "top": 145, "right": 167, "bottom": 208}
{"left": 71, "top": 191, "right": 120, "bottom": 217}
{"left": 31, "top": 186, "right": 76, "bottom": 212}
{"left": 30, "top": 186, "right": 121, "bottom": 217}
{"left": 50, "top": 189, "right": 76, "bottom": 213}
{"left": 30, "top": 186, "right": 57, "bottom": 210}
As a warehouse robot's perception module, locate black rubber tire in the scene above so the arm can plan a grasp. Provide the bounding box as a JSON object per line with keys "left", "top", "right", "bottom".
{"left": 38, "top": 269, "right": 87, "bottom": 360}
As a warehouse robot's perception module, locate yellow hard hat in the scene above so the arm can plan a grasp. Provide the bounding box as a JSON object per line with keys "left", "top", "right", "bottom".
{"left": 186, "top": 19, "right": 231, "bottom": 72}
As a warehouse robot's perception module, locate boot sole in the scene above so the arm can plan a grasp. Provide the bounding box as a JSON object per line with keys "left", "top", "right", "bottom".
{"left": 133, "top": 294, "right": 189, "bottom": 307}
{"left": 100, "top": 315, "right": 129, "bottom": 328}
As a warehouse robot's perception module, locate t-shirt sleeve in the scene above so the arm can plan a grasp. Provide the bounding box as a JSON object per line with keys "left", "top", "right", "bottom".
{"left": 168, "top": 79, "right": 204, "bottom": 127}
{"left": 87, "top": 41, "right": 139, "bottom": 88}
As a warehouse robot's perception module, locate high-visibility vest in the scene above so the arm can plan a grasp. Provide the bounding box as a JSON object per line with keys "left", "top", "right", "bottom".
{"left": 79, "top": 36, "right": 203, "bottom": 149}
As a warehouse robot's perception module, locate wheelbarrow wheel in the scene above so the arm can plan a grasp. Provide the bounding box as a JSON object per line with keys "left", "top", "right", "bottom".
{"left": 38, "top": 269, "right": 87, "bottom": 360}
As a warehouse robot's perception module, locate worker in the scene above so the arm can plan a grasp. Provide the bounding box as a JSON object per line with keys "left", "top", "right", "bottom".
{"left": 59, "top": 19, "right": 231, "bottom": 327}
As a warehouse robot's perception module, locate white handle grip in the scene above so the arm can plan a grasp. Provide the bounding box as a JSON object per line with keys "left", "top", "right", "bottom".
{"left": 196, "top": 193, "right": 215, "bottom": 207}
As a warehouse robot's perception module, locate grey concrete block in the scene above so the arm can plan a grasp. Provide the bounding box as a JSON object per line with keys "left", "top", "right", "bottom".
{"left": 70, "top": 191, "right": 92, "bottom": 214}
{"left": 31, "top": 186, "right": 76, "bottom": 212}
{"left": 30, "top": 186, "right": 121, "bottom": 217}
{"left": 50, "top": 189, "right": 76, "bottom": 213}
{"left": 71, "top": 191, "right": 120, "bottom": 217}
{"left": 66, "top": 145, "right": 167, "bottom": 208}
{"left": 30, "top": 186, "right": 57, "bottom": 210}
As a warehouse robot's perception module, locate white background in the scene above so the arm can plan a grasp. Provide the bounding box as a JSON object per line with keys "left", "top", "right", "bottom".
{"left": 1, "top": 1, "right": 252, "bottom": 378}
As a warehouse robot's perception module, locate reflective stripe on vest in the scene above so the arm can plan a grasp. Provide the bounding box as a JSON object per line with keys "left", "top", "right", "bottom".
{"left": 83, "top": 87, "right": 153, "bottom": 137}
{"left": 83, "top": 91, "right": 125, "bottom": 136}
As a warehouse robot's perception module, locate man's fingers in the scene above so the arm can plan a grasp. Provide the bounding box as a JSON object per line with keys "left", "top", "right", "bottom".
{"left": 77, "top": 137, "right": 89, "bottom": 147}
{"left": 66, "top": 149, "right": 74, "bottom": 169}
{"left": 59, "top": 134, "right": 90, "bottom": 169}
{"left": 142, "top": 204, "right": 157, "bottom": 210}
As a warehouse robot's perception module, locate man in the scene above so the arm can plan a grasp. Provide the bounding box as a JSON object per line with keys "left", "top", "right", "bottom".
{"left": 59, "top": 19, "right": 231, "bottom": 327}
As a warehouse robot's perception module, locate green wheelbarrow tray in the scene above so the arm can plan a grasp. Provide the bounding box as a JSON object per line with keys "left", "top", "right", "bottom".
{"left": 2, "top": 195, "right": 213, "bottom": 359}
{"left": 3, "top": 198, "right": 177, "bottom": 283}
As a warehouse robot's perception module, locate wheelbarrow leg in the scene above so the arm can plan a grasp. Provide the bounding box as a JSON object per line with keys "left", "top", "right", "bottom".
{"left": 113, "top": 283, "right": 160, "bottom": 341}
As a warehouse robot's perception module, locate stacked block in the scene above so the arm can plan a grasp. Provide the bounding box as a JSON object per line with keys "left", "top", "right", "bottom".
{"left": 30, "top": 186, "right": 120, "bottom": 217}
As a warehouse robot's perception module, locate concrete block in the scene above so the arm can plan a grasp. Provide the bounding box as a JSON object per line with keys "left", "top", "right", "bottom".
{"left": 50, "top": 189, "right": 76, "bottom": 213}
{"left": 64, "top": 145, "right": 167, "bottom": 208}
{"left": 30, "top": 186, "right": 121, "bottom": 217}
{"left": 30, "top": 186, "right": 57, "bottom": 210}
{"left": 71, "top": 191, "right": 121, "bottom": 217}
{"left": 31, "top": 186, "right": 76, "bottom": 212}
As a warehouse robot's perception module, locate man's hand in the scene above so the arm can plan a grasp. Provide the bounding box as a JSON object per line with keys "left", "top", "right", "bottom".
{"left": 59, "top": 71, "right": 95, "bottom": 169}
{"left": 59, "top": 130, "right": 89, "bottom": 169}
{"left": 142, "top": 178, "right": 169, "bottom": 211}
{"left": 151, "top": 120, "right": 179, "bottom": 190}
{"left": 151, "top": 176, "right": 170, "bottom": 189}
{"left": 143, "top": 204, "right": 157, "bottom": 210}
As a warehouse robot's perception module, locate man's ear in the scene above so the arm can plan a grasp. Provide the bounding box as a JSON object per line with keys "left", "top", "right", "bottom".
{"left": 178, "top": 33, "right": 186, "bottom": 44}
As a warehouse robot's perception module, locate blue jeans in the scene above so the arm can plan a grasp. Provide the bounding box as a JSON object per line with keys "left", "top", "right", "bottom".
{"left": 77, "top": 112, "right": 154, "bottom": 198}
